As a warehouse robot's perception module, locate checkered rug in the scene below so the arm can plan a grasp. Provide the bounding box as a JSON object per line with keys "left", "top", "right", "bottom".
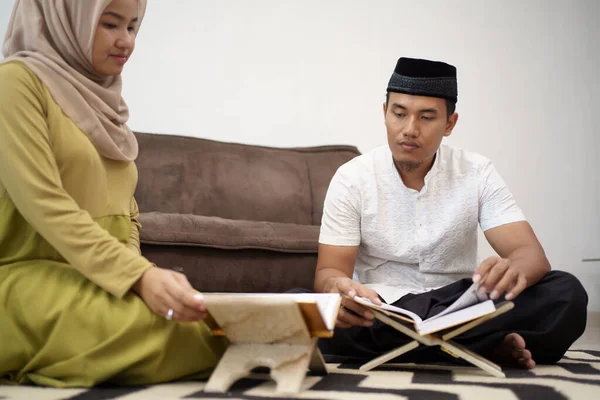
{"left": 1, "top": 350, "right": 599, "bottom": 400}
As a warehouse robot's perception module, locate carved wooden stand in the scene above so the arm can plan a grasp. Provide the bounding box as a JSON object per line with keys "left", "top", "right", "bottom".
{"left": 360, "top": 301, "right": 515, "bottom": 378}
{"left": 202, "top": 297, "right": 328, "bottom": 395}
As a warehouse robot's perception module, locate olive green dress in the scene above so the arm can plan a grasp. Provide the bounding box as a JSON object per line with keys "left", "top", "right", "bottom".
{"left": 0, "top": 62, "right": 225, "bottom": 387}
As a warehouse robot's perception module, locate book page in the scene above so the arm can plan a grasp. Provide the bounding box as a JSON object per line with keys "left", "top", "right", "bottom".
{"left": 287, "top": 293, "right": 341, "bottom": 331}
{"left": 363, "top": 283, "right": 405, "bottom": 304}
{"left": 425, "top": 282, "right": 488, "bottom": 322}
{"left": 352, "top": 296, "right": 423, "bottom": 324}
{"left": 416, "top": 299, "right": 496, "bottom": 335}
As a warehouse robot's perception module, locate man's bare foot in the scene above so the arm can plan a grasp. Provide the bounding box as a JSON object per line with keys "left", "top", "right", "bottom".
{"left": 493, "top": 333, "right": 536, "bottom": 369}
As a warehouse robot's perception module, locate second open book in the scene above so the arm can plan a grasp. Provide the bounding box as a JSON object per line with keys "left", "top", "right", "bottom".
{"left": 351, "top": 282, "right": 496, "bottom": 336}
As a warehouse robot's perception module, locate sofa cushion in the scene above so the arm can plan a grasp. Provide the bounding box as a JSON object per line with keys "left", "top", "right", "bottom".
{"left": 139, "top": 212, "right": 319, "bottom": 253}
{"left": 133, "top": 132, "right": 360, "bottom": 225}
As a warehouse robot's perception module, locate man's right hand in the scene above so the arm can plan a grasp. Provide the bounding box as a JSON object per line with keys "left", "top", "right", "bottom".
{"left": 324, "top": 277, "right": 382, "bottom": 328}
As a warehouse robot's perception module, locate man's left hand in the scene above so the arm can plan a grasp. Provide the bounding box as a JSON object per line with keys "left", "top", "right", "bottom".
{"left": 473, "top": 256, "right": 527, "bottom": 301}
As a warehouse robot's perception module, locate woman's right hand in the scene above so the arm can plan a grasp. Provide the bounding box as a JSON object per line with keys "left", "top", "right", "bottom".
{"left": 132, "top": 266, "right": 207, "bottom": 322}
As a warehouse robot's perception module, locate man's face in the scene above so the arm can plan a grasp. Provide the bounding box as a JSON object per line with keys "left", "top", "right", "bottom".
{"left": 383, "top": 92, "right": 458, "bottom": 173}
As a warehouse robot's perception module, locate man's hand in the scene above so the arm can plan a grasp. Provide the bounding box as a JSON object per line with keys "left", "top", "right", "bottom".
{"left": 324, "top": 277, "right": 382, "bottom": 328}
{"left": 132, "top": 267, "right": 208, "bottom": 322}
{"left": 478, "top": 221, "right": 551, "bottom": 301}
{"left": 315, "top": 244, "right": 383, "bottom": 328}
{"left": 473, "top": 256, "right": 527, "bottom": 301}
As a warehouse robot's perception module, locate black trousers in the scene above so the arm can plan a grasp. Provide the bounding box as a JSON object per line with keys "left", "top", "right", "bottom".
{"left": 294, "top": 271, "right": 588, "bottom": 365}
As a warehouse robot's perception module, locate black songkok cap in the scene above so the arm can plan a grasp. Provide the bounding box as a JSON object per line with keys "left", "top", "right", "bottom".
{"left": 387, "top": 57, "right": 458, "bottom": 103}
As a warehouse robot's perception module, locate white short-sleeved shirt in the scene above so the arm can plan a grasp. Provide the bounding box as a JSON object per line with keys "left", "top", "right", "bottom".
{"left": 319, "top": 144, "right": 526, "bottom": 303}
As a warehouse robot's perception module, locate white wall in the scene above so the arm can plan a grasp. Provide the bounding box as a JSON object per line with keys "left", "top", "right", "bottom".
{"left": 1, "top": 0, "right": 598, "bottom": 310}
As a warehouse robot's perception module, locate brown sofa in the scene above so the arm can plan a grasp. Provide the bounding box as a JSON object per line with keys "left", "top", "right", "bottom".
{"left": 133, "top": 132, "right": 360, "bottom": 293}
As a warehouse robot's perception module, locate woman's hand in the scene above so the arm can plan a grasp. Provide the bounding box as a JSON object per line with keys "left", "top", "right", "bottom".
{"left": 132, "top": 267, "right": 207, "bottom": 322}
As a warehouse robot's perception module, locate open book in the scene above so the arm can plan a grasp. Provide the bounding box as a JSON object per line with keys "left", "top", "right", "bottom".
{"left": 202, "top": 292, "right": 342, "bottom": 338}
{"left": 351, "top": 282, "right": 496, "bottom": 336}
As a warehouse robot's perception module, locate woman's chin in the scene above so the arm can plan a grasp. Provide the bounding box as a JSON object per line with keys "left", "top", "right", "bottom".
{"left": 93, "top": 64, "right": 125, "bottom": 78}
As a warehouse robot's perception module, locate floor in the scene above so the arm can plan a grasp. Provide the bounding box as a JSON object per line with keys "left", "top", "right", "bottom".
{"left": 1, "top": 313, "right": 598, "bottom": 399}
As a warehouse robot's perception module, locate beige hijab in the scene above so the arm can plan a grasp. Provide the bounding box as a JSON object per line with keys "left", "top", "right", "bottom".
{"left": 1, "top": 0, "right": 147, "bottom": 162}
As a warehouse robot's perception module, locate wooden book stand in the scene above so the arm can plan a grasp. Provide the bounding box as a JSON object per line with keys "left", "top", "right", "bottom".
{"left": 359, "top": 301, "right": 515, "bottom": 378}
{"left": 202, "top": 297, "right": 329, "bottom": 395}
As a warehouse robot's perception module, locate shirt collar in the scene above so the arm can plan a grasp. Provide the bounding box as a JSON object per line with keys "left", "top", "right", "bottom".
{"left": 386, "top": 145, "right": 443, "bottom": 191}
{"left": 424, "top": 145, "right": 442, "bottom": 184}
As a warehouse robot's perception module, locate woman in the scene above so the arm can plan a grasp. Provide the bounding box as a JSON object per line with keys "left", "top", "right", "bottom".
{"left": 0, "top": 0, "right": 225, "bottom": 387}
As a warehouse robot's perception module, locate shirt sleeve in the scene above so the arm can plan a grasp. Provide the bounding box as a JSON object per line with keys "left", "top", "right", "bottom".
{"left": 478, "top": 160, "right": 526, "bottom": 232}
{"left": 0, "top": 62, "right": 153, "bottom": 298}
{"left": 318, "top": 167, "right": 362, "bottom": 246}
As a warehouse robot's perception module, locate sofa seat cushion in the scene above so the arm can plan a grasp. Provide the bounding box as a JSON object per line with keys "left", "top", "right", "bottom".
{"left": 139, "top": 212, "right": 319, "bottom": 253}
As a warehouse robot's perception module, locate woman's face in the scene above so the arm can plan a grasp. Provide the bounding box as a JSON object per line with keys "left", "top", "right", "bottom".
{"left": 92, "top": 0, "right": 139, "bottom": 76}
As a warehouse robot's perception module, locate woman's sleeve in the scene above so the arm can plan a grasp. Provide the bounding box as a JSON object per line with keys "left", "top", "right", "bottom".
{"left": 0, "top": 63, "right": 152, "bottom": 298}
{"left": 128, "top": 197, "right": 143, "bottom": 255}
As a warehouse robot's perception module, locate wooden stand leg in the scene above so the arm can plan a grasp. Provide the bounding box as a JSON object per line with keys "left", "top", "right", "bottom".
{"left": 204, "top": 342, "right": 316, "bottom": 394}
{"left": 204, "top": 345, "right": 254, "bottom": 393}
{"left": 271, "top": 352, "right": 312, "bottom": 394}
{"left": 359, "top": 341, "right": 420, "bottom": 372}
{"left": 307, "top": 339, "right": 328, "bottom": 376}
{"left": 272, "top": 340, "right": 327, "bottom": 394}
{"left": 439, "top": 340, "right": 504, "bottom": 377}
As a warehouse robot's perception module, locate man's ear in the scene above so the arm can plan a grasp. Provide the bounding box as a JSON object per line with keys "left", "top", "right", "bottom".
{"left": 383, "top": 102, "right": 387, "bottom": 118}
{"left": 444, "top": 112, "right": 459, "bottom": 137}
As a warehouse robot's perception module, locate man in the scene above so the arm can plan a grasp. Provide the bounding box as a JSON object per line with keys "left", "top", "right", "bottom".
{"left": 315, "top": 57, "right": 587, "bottom": 369}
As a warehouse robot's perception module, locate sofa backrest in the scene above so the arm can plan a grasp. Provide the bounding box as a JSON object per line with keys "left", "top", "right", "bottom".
{"left": 134, "top": 132, "right": 361, "bottom": 225}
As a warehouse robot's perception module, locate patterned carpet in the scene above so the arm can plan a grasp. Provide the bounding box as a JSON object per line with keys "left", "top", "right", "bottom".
{"left": 1, "top": 349, "right": 599, "bottom": 400}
